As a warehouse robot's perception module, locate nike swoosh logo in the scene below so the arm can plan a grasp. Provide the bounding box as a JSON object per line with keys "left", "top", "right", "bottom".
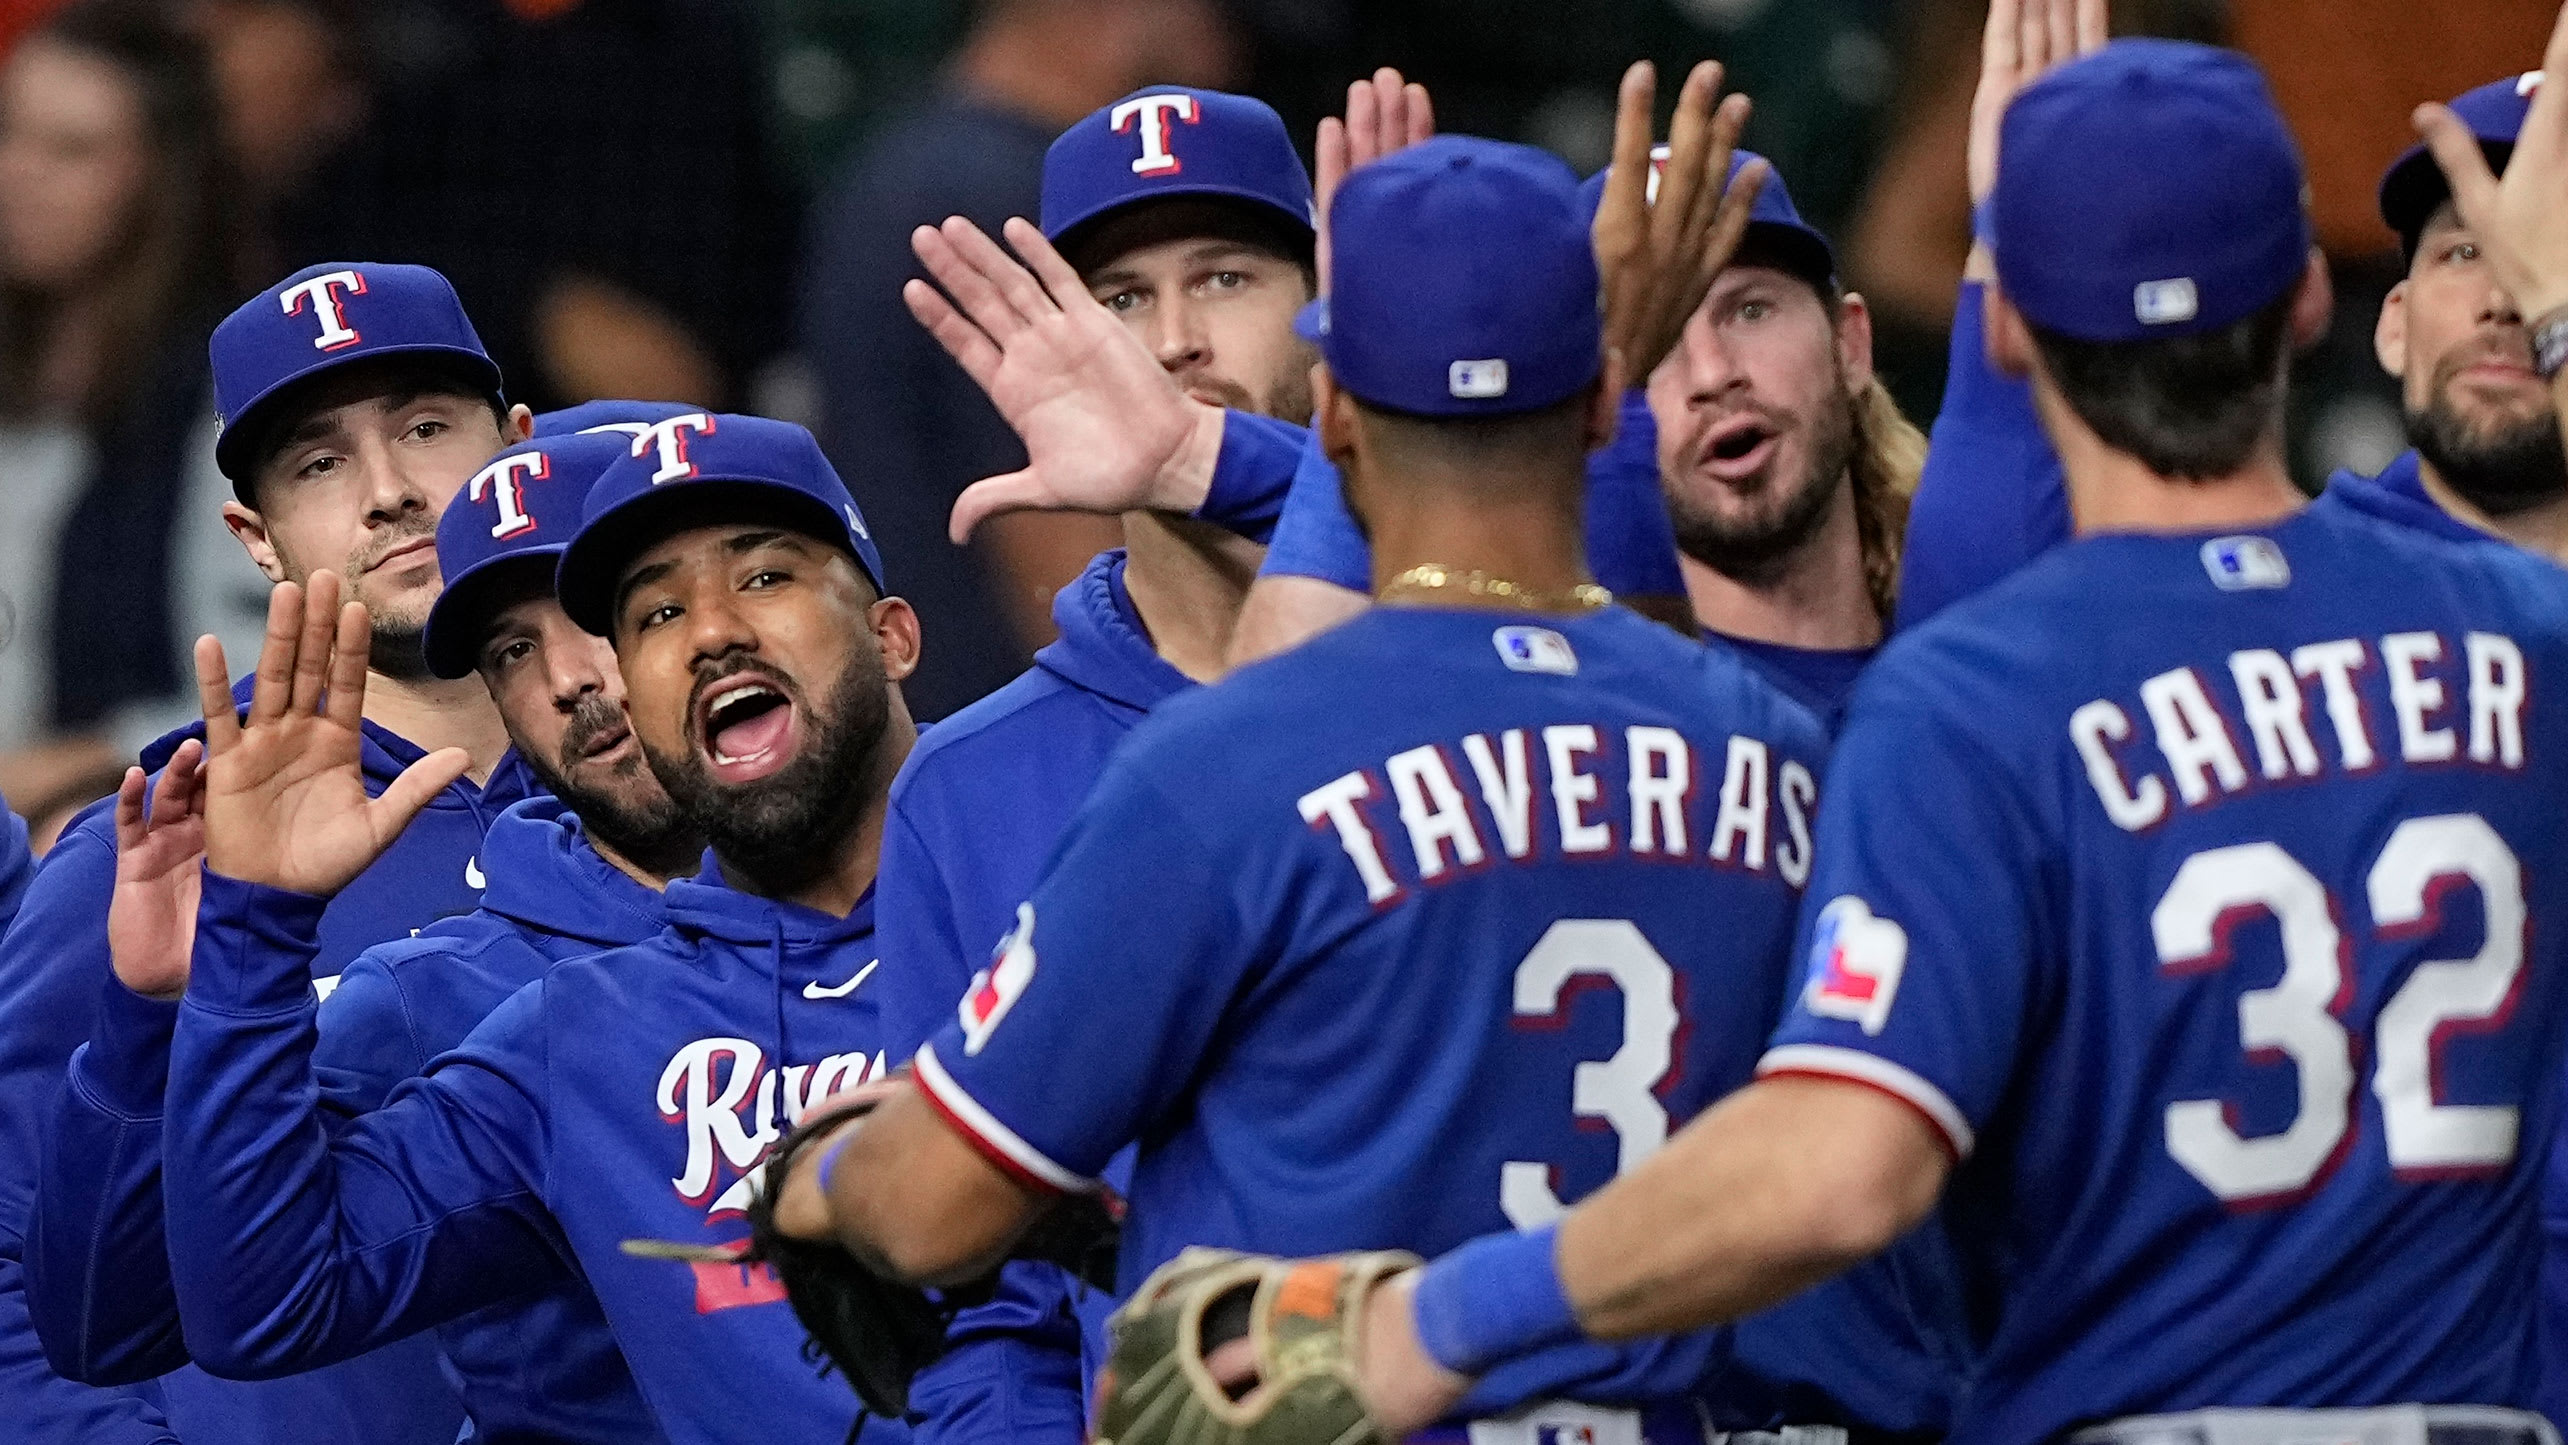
{"left": 803, "top": 959, "right": 879, "bottom": 1000}
{"left": 465, "top": 857, "right": 487, "bottom": 890}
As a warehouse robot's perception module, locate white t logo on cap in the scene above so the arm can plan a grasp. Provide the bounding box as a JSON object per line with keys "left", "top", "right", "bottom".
{"left": 2134, "top": 278, "right": 2199, "bottom": 326}
{"left": 281, "top": 270, "right": 366, "bottom": 351}
{"left": 632, "top": 413, "right": 716, "bottom": 484}
{"left": 469, "top": 452, "right": 546, "bottom": 540}
{"left": 1111, "top": 93, "right": 1196, "bottom": 177}
{"left": 1450, "top": 359, "right": 1510, "bottom": 400}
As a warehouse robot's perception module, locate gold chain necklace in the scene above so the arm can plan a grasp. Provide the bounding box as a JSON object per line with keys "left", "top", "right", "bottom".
{"left": 1378, "top": 564, "right": 1613, "bottom": 614}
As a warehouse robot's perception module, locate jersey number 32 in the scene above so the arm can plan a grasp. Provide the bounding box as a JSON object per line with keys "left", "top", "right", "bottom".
{"left": 2155, "top": 813, "right": 2525, "bottom": 1204}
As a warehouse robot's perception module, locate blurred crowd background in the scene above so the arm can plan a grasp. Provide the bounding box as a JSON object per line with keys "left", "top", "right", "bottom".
{"left": 0, "top": 0, "right": 2556, "bottom": 848}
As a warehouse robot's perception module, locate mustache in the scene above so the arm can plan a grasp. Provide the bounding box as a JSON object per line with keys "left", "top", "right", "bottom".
{"left": 356, "top": 520, "right": 438, "bottom": 572}
{"left": 2432, "top": 330, "right": 2538, "bottom": 386}
{"left": 558, "top": 694, "right": 631, "bottom": 769}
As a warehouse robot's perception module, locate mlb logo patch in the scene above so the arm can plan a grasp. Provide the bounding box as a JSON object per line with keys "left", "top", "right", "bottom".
{"left": 1535, "top": 1429, "right": 1598, "bottom": 1445}
{"left": 2133, "top": 277, "right": 2199, "bottom": 326}
{"left": 960, "top": 902, "right": 1038, "bottom": 1056}
{"left": 1802, "top": 896, "right": 1908, "bottom": 1036}
{"left": 1449, "top": 358, "right": 1510, "bottom": 399}
{"left": 1493, "top": 626, "right": 1577, "bottom": 676}
{"left": 2200, "top": 534, "right": 2290, "bottom": 591}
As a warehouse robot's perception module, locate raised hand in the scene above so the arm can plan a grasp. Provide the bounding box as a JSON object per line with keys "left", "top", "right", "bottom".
{"left": 1317, "top": 67, "right": 1436, "bottom": 291}
{"left": 107, "top": 739, "right": 207, "bottom": 1001}
{"left": 1592, "top": 60, "right": 1767, "bottom": 388}
{"left": 912, "top": 217, "right": 1223, "bottom": 543}
{"left": 2415, "top": 3, "right": 2568, "bottom": 323}
{"left": 196, "top": 573, "right": 470, "bottom": 898}
{"left": 1969, "top": 0, "right": 2108, "bottom": 208}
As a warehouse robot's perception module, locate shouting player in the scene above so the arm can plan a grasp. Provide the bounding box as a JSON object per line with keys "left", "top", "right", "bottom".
{"left": 0, "top": 262, "right": 539, "bottom": 1445}
{"left": 27, "top": 419, "right": 708, "bottom": 1444}
{"left": 89, "top": 416, "right": 965, "bottom": 1444}
{"left": 774, "top": 134, "right": 1837, "bottom": 1444}
{"left": 1312, "top": 42, "right": 2568, "bottom": 1445}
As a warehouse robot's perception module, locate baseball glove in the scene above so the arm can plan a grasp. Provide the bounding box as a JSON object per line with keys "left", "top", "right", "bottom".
{"left": 624, "top": 1084, "right": 1122, "bottom": 1421}
{"left": 1092, "top": 1247, "right": 1421, "bottom": 1445}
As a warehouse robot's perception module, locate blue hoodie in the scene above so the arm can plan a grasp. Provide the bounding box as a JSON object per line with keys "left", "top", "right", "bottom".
{"left": 154, "top": 859, "right": 916, "bottom": 1445}
{"left": 1, "top": 700, "right": 529, "bottom": 1445}
{"left": 873, "top": 551, "right": 1164, "bottom": 1445}
{"left": 29, "top": 795, "right": 672, "bottom": 1444}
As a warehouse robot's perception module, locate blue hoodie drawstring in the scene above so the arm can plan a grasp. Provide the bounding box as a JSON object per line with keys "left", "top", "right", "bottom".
{"left": 771, "top": 915, "right": 791, "bottom": 1104}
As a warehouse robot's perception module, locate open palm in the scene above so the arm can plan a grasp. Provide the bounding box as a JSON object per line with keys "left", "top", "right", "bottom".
{"left": 106, "top": 739, "right": 208, "bottom": 1001}
{"left": 907, "top": 216, "right": 1214, "bottom": 541}
{"left": 195, "top": 572, "right": 469, "bottom": 899}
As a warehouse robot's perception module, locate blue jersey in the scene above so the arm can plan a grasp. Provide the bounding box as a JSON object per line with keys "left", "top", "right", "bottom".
{"left": 1, "top": 699, "right": 524, "bottom": 1445}
{"left": 917, "top": 606, "right": 1824, "bottom": 1411}
{"left": 1765, "top": 502, "right": 2568, "bottom": 1444}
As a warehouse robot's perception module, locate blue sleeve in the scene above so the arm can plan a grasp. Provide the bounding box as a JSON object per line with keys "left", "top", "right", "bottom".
{"left": 876, "top": 794, "right": 981, "bottom": 1060}
{"left": 2542, "top": 1076, "right": 2568, "bottom": 1425}
{"left": 0, "top": 805, "right": 185, "bottom": 1441}
{"left": 1457, "top": 1331, "right": 1730, "bottom": 1419}
{"left": 1257, "top": 428, "right": 1372, "bottom": 591}
{"left": 164, "top": 873, "right": 570, "bottom": 1377}
{"left": 1584, "top": 391, "right": 1686, "bottom": 601}
{"left": 311, "top": 952, "right": 429, "bottom": 1119}
{"left": 1190, "top": 412, "right": 1307, "bottom": 545}
{"left": 0, "top": 798, "right": 32, "bottom": 939}
{"left": 1891, "top": 279, "right": 2070, "bottom": 634}
{"left": 914, "top": 767, "right": 1248, "bottom": 1190}
{"left": 26, "top": 974, "right": 186, "bottom": 1385}
{"left": 1760, "top": 682, "right": 2048, "bottom": 1152}
{"left": 908, "top": 1261, "right": 1095, "bottom": 1445}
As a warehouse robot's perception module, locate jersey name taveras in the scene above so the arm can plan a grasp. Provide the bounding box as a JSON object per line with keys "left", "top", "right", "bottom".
{"left": 916, "top": 605, "right": 1830, "bottom": 1291}
{"left": 1762, "top": 507, "right": 2568, "bottom": 1445}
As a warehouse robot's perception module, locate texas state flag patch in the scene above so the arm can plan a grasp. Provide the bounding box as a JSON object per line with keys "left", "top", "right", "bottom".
{"left": 961, "top": 902, "right": 1038, "bottom": 1056}
{"left": 1802, "top": 896, "right": 1908, "bottom": 1036}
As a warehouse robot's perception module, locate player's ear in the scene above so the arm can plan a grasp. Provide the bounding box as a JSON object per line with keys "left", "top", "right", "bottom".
{"left": 1314, "top": 367, "right": 1356, "bottom": 465}
{"left": 1583, "top": 354, "right": 1626, "bottom": 453}
{"left": 868, "top": 595, "right": 922, "bottom": 684}
{"left": 2376, "top": 278, "right": 2412, "bottom": 379}
{"left": 2288, "top": 250, "right": 2334, "bottom": 352}
{"left": 505, "top": 403, "right": 537, "bottom": 444}
{"left": 222, "top": 501, "right": 291, "bottom": 584}
{"left": 1983, "top": 283, "right": 2035, "bottom": 380}
{"left": 1831, "top": 290, "right": 1877, "bottom": 393}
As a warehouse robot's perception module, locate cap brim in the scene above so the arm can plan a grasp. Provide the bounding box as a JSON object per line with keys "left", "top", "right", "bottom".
{"left": 2380, "top": 138, "right": 2513, "bottom": 249}
{"left": 1292, "top": 298, "right": 1328, "bottom": 344}
{"left": 556, "top": 480, "right": 867, "bottom": 637}
{"left": 1045, "top": 186, "right": 1316, "bottom": 252}
{"left": 218, "top": 344, "right": 506, "bottom": 487}
{"left": 422, "top": 549, "right": 560, "bottom": 680}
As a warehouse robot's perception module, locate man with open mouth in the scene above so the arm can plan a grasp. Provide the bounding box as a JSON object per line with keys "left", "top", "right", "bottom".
{"left": 98, "top": 414, "right": 1057, "bottom": 1445}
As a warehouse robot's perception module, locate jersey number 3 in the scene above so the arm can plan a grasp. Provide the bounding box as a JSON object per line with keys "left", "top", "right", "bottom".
{"left": 2154, "top": 813, "right": 2525, "bottom": 1204}
{"left": 1501, "top": 920, "right": 1679, "bottom": 1229}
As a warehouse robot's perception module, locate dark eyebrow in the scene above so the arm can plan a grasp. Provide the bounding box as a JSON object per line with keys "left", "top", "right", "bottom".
{"left": 615, "top": 559, "right": 681, "bottom": 624}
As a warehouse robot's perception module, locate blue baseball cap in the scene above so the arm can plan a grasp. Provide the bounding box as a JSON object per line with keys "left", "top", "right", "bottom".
{"left": 554, "top": 413, "right": 887, "bottom": 637}
{"left": 2380, "top": 71, "right": 2540, "bottom": 253}
{"left": 1293, "top": 136, "right": 1602, "bottom": 417}
{"left": 533, "top": 400, "right": 706, "bottom": 439}
{"left": 421, "top": 431, "right": 634, "bottom": 680}
{"left": 212, "top": 262, "right": 503, "bottom": 491}
{"left": 1042, "top": 88, "right": 1315, "bottom": 262}
{"left": 1577, "top": 147, "right": 1834, "bottom": 291}
{"left": 1991, "top": 40, "right": 2311, "bottom": 343}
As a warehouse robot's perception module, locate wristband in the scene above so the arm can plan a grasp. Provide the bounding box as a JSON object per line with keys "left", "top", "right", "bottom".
{"left": 1408, "top": 1224, "right": 1584, "bottom": 1377}
{"left": 2533, "top": 305, "right": 2568, "bottom": 380}
{"left": 814, "top": 1130, "right": 855, "bottom": 1199}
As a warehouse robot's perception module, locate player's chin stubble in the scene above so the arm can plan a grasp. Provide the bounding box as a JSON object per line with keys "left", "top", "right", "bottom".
{"left": 540, "top": 697, "right": 702, "bottom": 880}
{"left": 1669, "top": 379, "right": 1858, "bottom": 587}
{"left": 2408, "top": 372, "right": 2568, "bottom": 519}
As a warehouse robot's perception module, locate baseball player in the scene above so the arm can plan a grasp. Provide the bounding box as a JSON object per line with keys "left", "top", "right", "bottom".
{"left": 0, "top": 262, "right": 542, "bottom": 1445}
{"left": 27, "top": 418, "right": 709, "bottom": 1444}
{"left": 1307, "top": 43, "right": 2568, "bottom": 1445}
{"left": 110, "top": 415, "right": 986, "bottom": 1445}
{"left": 1243, "top": 145, "right": 1919, "bottom": 726}
{"left": 773, "top": 134, "right": 1838, "bottom": 1444}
